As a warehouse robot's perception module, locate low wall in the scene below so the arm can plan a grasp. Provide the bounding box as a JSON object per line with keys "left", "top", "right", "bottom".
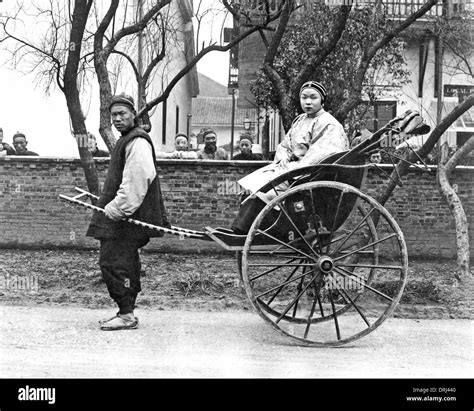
{"left": 0, "top": 157, "right": 472, "bottom": 258}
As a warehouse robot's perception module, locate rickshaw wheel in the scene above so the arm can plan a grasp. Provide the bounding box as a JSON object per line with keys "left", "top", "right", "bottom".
{"left": 241, "top": 181, "right": 408, "bottom": 347}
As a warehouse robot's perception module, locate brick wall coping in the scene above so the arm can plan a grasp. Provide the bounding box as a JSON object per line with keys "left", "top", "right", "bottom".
{"left": 0, "top": 156, "right": 473, "bottom": 172}
{"left": 0, "top": 157, "right": 266, "bottom": 167}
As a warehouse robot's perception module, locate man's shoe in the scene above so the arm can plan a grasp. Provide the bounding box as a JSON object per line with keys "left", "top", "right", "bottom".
{"left": 99, "top": 311, "right": 120, "bottom": 324}
{"left": 99, "top": 313, "right": 139, "bottom": 331}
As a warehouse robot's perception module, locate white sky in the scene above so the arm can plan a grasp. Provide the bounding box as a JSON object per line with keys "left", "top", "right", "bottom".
{"left": 0, "top": 0, "right": 229, "bottom": 156}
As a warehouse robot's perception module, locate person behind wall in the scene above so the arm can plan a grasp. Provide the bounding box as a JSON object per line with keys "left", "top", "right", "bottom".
{"left": 12, "top": 132, "right": 39, "bottom": 156}
{"left": 0, "top": 128, "right": 15, "bottom": 156}
{"left": 230, "top": 80, "right": 349, "bottom": 234}
{"left": 86, "top": 92, "right": 170, "bottom": 331}
{"left": 231, "top": 133, "right": 263, "bottom": 161}
{"left": 197, "top": 129, "right": 229, "bottom": 160}
{"left": 88, "top": 133, "right": 110, "bottom": 157}
{"left": 156, "top": 133, "right": 198, "bottom": 159}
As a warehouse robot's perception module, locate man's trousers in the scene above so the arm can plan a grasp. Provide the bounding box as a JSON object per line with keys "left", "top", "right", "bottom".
{"left": 99, "top": 237, "right": 149, "bottom": 314}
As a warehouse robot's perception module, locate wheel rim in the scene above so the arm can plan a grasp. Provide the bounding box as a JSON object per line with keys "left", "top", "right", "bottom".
{"left": 241, "top": 181, "right": 408, "bottom": 347}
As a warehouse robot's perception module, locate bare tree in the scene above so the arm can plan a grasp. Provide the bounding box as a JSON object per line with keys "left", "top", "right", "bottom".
{"left": 64, "top": 0, "right": 99, "bottom": 195}
{"left": 439, "top": 137, "right": 474, "bottom": 279}
{"left": 0, "top": 0, "right": 100, "bottom": 194}
{"left": 437, "top": 96, "right": 474, "bottom": 280}
{"left": 0, "top": 0, "right": 290, "bottom": 194}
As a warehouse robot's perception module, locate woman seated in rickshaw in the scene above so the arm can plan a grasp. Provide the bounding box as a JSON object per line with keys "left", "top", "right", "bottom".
{"left": 229, "top": 80, "right": 350, "bottom": 235}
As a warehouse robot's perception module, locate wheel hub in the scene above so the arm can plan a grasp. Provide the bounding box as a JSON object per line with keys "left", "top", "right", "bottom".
{"left": 317, "top": 256, "right": 334, "bottom": 274}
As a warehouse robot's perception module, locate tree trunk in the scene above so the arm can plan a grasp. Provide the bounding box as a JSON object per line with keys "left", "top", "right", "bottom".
{"left": 438, "top": 136, "right": 474, "bottom": 280}
{"left": 93, "top": 0, "right": 120, "bottom": 152}
{"left": 63, "top": 0, "right": 100, "bottom": 197}
{"left": 94, "top": 50, "right": 117, "bottom": 152}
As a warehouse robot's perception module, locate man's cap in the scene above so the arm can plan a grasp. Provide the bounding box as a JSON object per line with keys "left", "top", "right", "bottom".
{"left": 299, "top": 81, "right": 327, "bottom": 102}
{"left": 202, "top": 129, "right": 216, "bottom": 139}
{"left": 239, "top": 133, "right": 254, "bottom": 143}
{"left": 109, "top": 93, "right": 136, "bottom": 112}
{"left": 13, "top": 131, "right": 26, "bottom": 140}
{"left": 175, "top": 133, "right": 188, "bottom": 141}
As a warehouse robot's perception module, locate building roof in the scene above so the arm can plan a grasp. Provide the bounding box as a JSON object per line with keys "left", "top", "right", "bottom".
{"left": 197, "top": 73, "right": 229, "bottom": 97}
{"left": 192, "top": 96, "right": 258, "bottom": 127}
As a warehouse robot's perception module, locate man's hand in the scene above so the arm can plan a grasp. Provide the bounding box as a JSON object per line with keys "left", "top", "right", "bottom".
{"left": 104, "top": 202, "right": 125, "bottom": 221}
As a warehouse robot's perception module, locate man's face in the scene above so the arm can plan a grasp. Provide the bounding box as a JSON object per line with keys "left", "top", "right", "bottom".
{"left": 111, "top": 104, "right": 135, "bottom": 132}
{"left": 300, "top": 88, "right": 323, "bottom": 116}
{"left": 175, "top": 136, "right": 188, "bottom": 151}
{"left": 370, "top": 152, "right": 382, "bottom": 164}
{"left": 13, "top": 137, "right": 28, "bottom": 154}
{"left": 204, "top": 133, "right": 217, "bottom": 149}
{"left": 239, "top": 139, "right": 252, "bottom": 155}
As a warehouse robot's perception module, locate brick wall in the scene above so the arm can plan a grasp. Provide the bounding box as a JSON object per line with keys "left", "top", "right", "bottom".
{"left": 0, "top": 157, "right": 472, "bottom": 258}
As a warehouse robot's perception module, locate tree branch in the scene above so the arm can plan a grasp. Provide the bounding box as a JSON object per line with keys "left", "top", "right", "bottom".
{"left": 264, "top": 0, "right": 294, "bottom": 65}
{"left": 142, "top": 15, "right": 166, "bottom": 84}
{"left": 293, "top": 3, "right": 352, "bottom": 94}
{"left": 104, "top": 0, "right": 171, "bottom": 57}
{"left": 376, "top": 93, "right": 474, "bottom": 206}
{"left": 368, "top": 0, "right": 438, "bottom": 60}
{"left": 222, "top": 0, "right": 241, "bottom": 23}
{"left": 0, "top": 17, "right": 65, "bottom": 91}
{"left": 95, "top": 0, "right": 119, "bottom": 53}
{"left": 110, "top": 49, "right": 140, "bottom": 80}
{"left": 336, "top": 0, "right": 438, "bottom": 120}
{"left": 444, "top": 135, "right": 474, "bottom": 176}
{"left": 139, "top": 6, "right": 285, "bottom": 116}
{"left": 444, "top": 41, "right": 474, "bottom": 78}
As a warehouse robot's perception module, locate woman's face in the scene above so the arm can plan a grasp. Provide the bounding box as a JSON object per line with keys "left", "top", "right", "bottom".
{"left": 300, "top": 88, "right": 323, "bottom": 116}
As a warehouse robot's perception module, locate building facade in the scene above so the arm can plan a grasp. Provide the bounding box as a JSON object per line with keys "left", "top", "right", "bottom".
{"left": 151, "top": 0, "right": 199, "bottom": 151}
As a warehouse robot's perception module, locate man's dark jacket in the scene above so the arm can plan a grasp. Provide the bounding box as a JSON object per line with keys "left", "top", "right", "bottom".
{"left": 91, "top": 148, "right": 110, "bottom": 157}
{"left": 232, "top": 152, "right": 263, "bottom": 160}
{"left": 2, "top": 143, "right": 15, "bottom": 155}
{"left": 14, "top": 150, "right": 39, "bottom": 156}
{"left": 86, "top": 126, "right": 169, "bottom": 241}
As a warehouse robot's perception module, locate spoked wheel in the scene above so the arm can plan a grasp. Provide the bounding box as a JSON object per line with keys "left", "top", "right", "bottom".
{"left": 241, "top": 181, "right": 408, "bottom": 347}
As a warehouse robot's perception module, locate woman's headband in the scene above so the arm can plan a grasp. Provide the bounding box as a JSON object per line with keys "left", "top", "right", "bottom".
{"left": 299, "top": 81, "right": 327, "bottom": 102}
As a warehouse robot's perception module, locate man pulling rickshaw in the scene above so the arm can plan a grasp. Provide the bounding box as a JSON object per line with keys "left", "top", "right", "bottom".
{"left": 61, "top": 82, "right": 431, "bottom": 346}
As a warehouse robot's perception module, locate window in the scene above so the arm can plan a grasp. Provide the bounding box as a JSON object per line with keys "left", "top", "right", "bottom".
{"left": 455, "top": 107, "right": 474, "bottom": 128}
{"left": 452, "top": 0, "right": 466, "bottom": 15}
{"left": 365, "top": 101, "right": 397, "bottom": 132}
{"left": 457, "top": 131, "right": 473, "bottom": 147}
{"left": 162, "top": 100, "right": 167, "bottom": 145}
{"left": 175, "top": 105, "right": 180, "bottom": 134}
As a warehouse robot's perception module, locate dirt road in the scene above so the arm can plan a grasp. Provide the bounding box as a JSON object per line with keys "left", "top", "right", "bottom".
{"left": 0, "top": 304, "right": 472, "bottom": 378}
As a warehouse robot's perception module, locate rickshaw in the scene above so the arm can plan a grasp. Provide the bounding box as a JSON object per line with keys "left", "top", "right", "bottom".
{"left": 60, "top": 110, "right": 430, "bottom": 347}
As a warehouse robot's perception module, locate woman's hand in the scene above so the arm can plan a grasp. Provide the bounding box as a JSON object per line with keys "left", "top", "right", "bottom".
{"left": 275, "top": 158, "right": 289, "bottom": 169}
